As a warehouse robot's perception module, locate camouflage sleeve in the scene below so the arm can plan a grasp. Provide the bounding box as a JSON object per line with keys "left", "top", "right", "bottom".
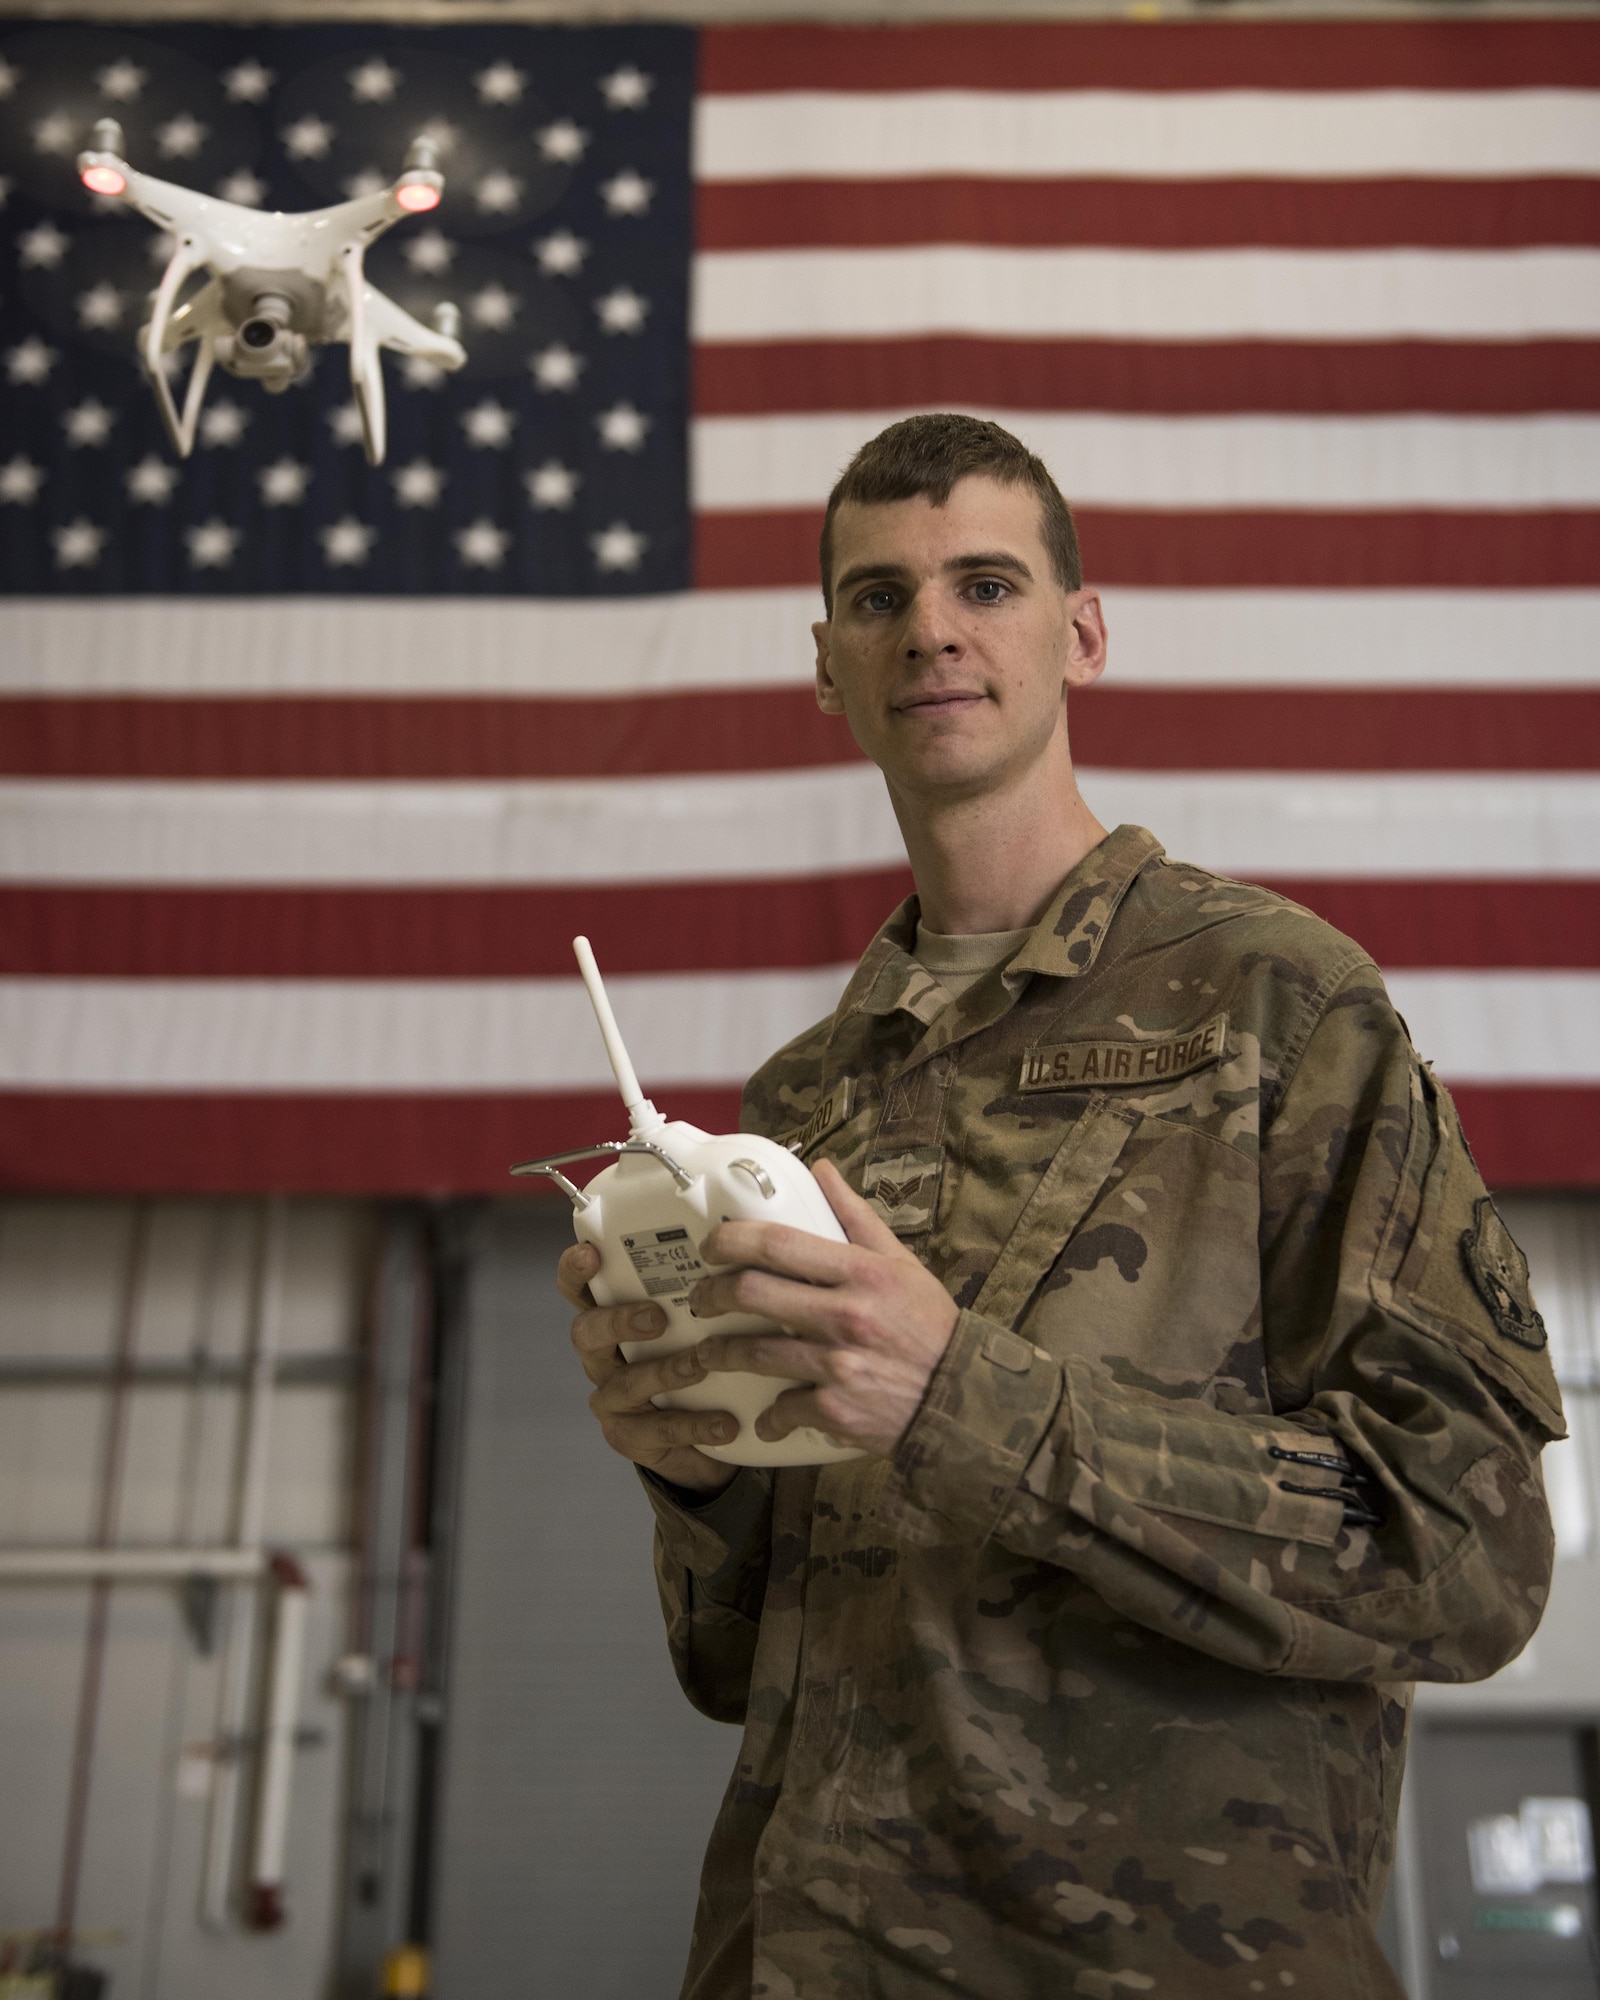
{"left": 893, "top": 966, "right": 1562, "bottom": 1684}
{"left": 637, "top": 1467, "right": 775, "bottom": 1724}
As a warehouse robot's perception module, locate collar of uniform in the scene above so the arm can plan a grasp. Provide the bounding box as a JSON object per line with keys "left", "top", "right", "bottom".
{"left": 1006, "top": 824, "right": 1165, "bottom": 983}
{"left": 832, "top": 895, "right": 951, "bottom": 1027}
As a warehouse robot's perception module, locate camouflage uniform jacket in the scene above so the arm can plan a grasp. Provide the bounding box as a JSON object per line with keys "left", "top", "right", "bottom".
{"left": 642, "top": 823, "right": 1562, "bottom": 2000}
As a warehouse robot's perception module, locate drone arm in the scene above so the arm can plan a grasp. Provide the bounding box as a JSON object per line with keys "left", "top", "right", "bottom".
{"left": 364, "top": 286, "right": 467, "bottom": 370}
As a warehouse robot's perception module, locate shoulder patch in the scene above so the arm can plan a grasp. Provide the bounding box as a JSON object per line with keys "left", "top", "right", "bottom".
{"left": 1019, "top": 1014, "right": 1227, "bottom": 1093}
{"left": 1461, "top": 1196, "right": 1548, "bottom": 1351}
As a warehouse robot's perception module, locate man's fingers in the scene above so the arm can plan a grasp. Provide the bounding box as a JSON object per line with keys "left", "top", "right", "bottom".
{"left": 592, "top": 1339, "right": 718, "bottom": 1413}
{"left": 753, "top": 1383, "right": 832, "bottom": 1445}
{"left": 691, "top": 1266, "right": 850, "bottom": 1341}
{"left": 813, "top": 1158, "right": 907, "bottom": 1255}
{"left": 569, "top": 1300, "right": 667, "bottom": 1385}
{"left": 602, "top": 1407, "right": 739, "bottom": 1456}
{"left": 699, "top": 1216, "right": 856, "bottom": 1287}
{"left": 695, "top": 1329, "right": 830, "bottom": 1384}
{"left": 557, "top": 1239, "right": 602, "bottom": 1308}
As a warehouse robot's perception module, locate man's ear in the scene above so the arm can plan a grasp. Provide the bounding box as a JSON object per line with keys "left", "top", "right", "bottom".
{"left": 814, "top": 619, "right": 847, "bottom": 715}
{"left": 1062, "top": 589, "right": 1109, "bottom": 693}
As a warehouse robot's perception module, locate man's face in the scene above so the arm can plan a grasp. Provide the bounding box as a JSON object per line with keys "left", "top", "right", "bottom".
{"left": 814, "top": 474, "right": 1105, "bottom": 805}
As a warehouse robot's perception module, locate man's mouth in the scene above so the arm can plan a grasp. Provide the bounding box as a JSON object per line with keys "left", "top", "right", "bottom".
{"left": 894, "top": 687, "right": 987, "bottom": 716}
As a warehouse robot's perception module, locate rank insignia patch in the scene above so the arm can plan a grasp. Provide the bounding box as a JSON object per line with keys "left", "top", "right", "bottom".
{"left": 864, "top": 1147, "right": 942, "bottom": 1235}
{"left": 1461, "top": 1196, "right": 1548, "bottom": 1350}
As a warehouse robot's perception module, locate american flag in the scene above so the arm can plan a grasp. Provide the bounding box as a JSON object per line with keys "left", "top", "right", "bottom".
{"left": 1, "top": 17, "right": 1596, "bottom": 1194}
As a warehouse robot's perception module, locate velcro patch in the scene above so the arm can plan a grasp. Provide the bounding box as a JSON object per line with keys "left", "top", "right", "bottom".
{"left": 1019, "top": 1014, "right": 1228, "bottom": 1093}
{"left": 1461, "top": 1196, "right": 1548, "bottom": 1351}
{"left": 784, "top": 1078, "right": 855, "bottom": 1156}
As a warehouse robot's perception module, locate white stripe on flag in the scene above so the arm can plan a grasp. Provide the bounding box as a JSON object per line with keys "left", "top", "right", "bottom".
{"left": 5, "top": 593, "right": 1599, "bottom": 694}
{"left": 0, "top": 969, "right": 856, "bottom": 1091}
{"left": 694, "top": 412, "right": 1600, "bottom": 513}
{"left": 695, "top": 89, "right": 1600, "bottom": 182}
{"left": 2, "top": 970, "right": 1592, "bottom": 1090}
{"left": 1386, "top": 973, "right": 1600, "bottom": 1084}
{"left": 693, "top": 246, "right": 1600, "bottom": 343}
{"left": 4, "top": 772, "right": 1597, "bottom": 884}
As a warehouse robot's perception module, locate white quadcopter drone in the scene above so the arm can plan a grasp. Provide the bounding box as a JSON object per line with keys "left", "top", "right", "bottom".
{"left": 74, "top": 116, "right": 466, "bottom": 465}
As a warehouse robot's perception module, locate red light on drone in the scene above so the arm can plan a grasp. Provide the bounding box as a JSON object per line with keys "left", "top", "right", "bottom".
{"left": 81, "top": 164, "right": 127, "bottom": 197}
{"left": 395, "top": 181, "right": 440, "bottom": 213}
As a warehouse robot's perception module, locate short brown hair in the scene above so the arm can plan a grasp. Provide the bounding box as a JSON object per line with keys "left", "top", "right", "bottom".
{"left": 818, "top": 412, "right": 1082, "bottom": 615}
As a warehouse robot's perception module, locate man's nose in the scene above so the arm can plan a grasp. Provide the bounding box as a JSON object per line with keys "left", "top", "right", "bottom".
{"left": 901, "top": 590, "right": 960, "bottom": 659}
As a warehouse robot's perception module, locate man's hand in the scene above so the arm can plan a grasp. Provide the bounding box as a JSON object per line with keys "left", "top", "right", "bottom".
{"left": 687, "top": 1160, "right": 959, "bottom": 1459}
{"left": 559, "top": 1241, "right": 740, "bottom": 1496}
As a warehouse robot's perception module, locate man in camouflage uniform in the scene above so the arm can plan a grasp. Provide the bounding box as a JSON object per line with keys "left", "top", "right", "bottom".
{"left": 560, "top": 415, "right": 1562, "bottom": 1998}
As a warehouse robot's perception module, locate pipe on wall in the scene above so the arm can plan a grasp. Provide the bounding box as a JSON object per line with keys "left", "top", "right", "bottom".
{"left": 247, "top": 1553, "right": 312, "bottom": 1931}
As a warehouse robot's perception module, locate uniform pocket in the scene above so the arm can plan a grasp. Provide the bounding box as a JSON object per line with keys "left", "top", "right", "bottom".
{"left": 971, "top": 1096, "right": 1141, "bottom": 1329}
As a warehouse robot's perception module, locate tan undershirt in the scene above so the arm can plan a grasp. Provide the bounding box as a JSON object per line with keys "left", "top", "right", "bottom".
{"left": 912, "top": 922, "right": 1032, "bottom": 1005}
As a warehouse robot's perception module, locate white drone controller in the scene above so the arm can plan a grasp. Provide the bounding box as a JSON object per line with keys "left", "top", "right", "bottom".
{"left": 75, "top": 117, "right": 466, "bottom": 464}
{"left": 514, "top": 938, "right": 864, "bottom": 1469}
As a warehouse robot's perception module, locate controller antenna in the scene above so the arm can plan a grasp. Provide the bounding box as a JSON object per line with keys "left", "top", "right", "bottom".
{"left": 573, "top": 936, "right": 665, "bottom": 1140}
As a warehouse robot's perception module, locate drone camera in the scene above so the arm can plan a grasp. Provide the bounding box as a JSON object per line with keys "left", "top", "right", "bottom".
{"left": 216, "top": 285, "right": 311, "bottom": 391}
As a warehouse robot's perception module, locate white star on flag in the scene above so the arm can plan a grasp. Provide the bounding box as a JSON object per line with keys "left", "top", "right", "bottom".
{"left": 63, "top": 399, "right": 116, "bottom": 448}
{"left": 77, "top": 283, "right": 124, "bottom": 331}
{"left": 525, "top": 460, "right": 580, "bottom": 510}
{"left": 595, "top": 286, "right": 649, "bottom": 335}
{"left": 455, "top": 517, "right": 510, "bottom": 569}
{"left": 600, "top": 66, "right": 653, "bottom": 111}
{"left": 590, "top": 521, "right": 646, "bottom": 572}
{"left": 468, "top": 283, "right": 518, "bottom": 331}
{"left": 534, "top": 229, "right": 587, "bottom": 276}
{"left": 600, "top": 170, "right": 654, "bottom": 217}
{"left": 342, "top": 168, "right": 387, "bottom": 202}
{"left": 328, "top": 401, "right": 368, "bottom": 448}
{"left": 0, "top": 58, "right": 19, "bottom": 98}
{"left": 321, "top": 516, "right": 375, "bottom": 567}
{"left": 461, "top": 399, "right": 515, "bottom": 448}
{"left": 19, "top": 221, "right": 70, "bottom": 269}
{"left": 392, "top": 458, "right": 446, "bottom": 508}
{"left": 476, "top": 61, "right": 526, "bottom": 104}
{"left": 186, "top": 518, "right": 239, "bottom": 569}
{"left": 0, "top": 456, "right": 44, "bottom": 505}
{"left": 223, "top": 59, "right": 274, "bottom": 103}
{"left": 416, "top": 118, "right": 459, "bottom": 159}
{"left": 529, "top": 343, "right": 584, "bottom": 392}
{"left": 6, "top": 338, "right": 57, "bottom": 386}
{"left": 283, "top": 115, "right": 334, "bottom": 162}
{"left": 401, "top": 356, "right": 446, "bottom": 391}
{"left": 125, "top": 454, "right": 178, "bottom": 505}
{"left": 349, "top": 57, "right": 400, "bottom": 102}
{"left": 96, "top": 60, "right": 147, "bottom": 101}
{"left": 33, "top": 113, "right": 77, "bottom": 157}
{"left": 156, "top": 113, "right": 207, "bottom": 160}
{"left": 258, "top": 457, "right": 309, "bottom": 506}
{"left": 537, "top": 119, "right": 588, "bottom": 164}
{"left": 595, "top": 401, "right": 650, "bottom": 451}
{"left": 403, "top": 228, "right": 455, "bottom": 275}
{"left": 53, "top": 519, "right": 104, "bottom": 569}
{"left": 199, "top": 400, "right": 249, "bottom": 448}
{"left": 473, "top": 169, "right": 523, "bottom": 215}
{"left": 217, "top": 168, "right": 266, "bottom": 207}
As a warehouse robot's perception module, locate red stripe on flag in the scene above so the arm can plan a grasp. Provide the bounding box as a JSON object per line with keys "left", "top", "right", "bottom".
{"left": 699, "top": 22, "right": 1600, "bottom": 93}
{"left": 2, "top": 1084, "right": 1591, "bottom": 1193}
{"left": 697, "top": 508, "right": 1600, "bottom": 591}
{"left": 693, "top": 338, "right": 1600, "bottom": 418}
{"left": 0, "top": 873, "right": 914, "bottom": 978}
{"left": 0, "top": 690, "right": 862, "bottom": 780}
{"left": 698, "top": 179, "right": 1600, "bottom": 253}
{"left": 4, "top": 688, "right": 1595, "bottom": 778}
{"left": 3, "top": 878, "right": 1593, "bottom": 978}
{"left": 0, "top": 1090, "right": 748, "bottom": 1196}
{"left": 1252, "top": 880, "right": 1600, "bottom": 971}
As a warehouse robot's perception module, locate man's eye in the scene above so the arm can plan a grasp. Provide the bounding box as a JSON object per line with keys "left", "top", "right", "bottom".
{"left": 971, "top": 579, "right": 1008, "bottom": 603}
{"left": 862, "top": 589, "right": 897, "bottom": 613}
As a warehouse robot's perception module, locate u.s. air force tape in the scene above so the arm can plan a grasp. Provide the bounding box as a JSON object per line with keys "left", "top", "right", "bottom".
{"left": 1019, "top": 1013, "right": 1228, "bottom": 1093}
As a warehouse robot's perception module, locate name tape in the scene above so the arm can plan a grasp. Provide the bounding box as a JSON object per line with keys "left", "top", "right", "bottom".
{"left": 1020, "top": 1014, "right": 1229, "bottom": 1093}
{"left": 785, "top": 1077, "right": 855, "bottom": 1154}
